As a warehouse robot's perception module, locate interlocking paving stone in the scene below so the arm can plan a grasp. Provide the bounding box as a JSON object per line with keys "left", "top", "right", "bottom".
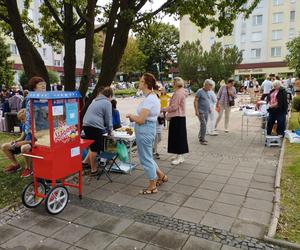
{"left": 221, "top": 245, "right": 240, "bottom": 250}
{"left": 192, "top": 188, "right": 219, "bottom": 201}
{"left": 201, "top": 213, "right": 235, "bottom": 231}
{"left": 206, "top": 175, "right": 229, "bottom": 184}
{"left": 143, "top": 244, "right": 168, "bottom": 250}
{"left": 173, "top": 207, "right": 205, "bottom": 223}
{"left": 186, "top": 172, "right": 208, "bottom": 180}
{"left": 217, "top": 193, "right": 245, "bottom": 206}
{"left": 29, "top": 217, "right": 67, "bottom": 237}
{"left": 209, "top": 202, "right": 240, "bottom": 218}
{"left": 8, "top": 211, "right": 45, "bottom": 230}
{"left": 74, "top": 210, "right": 110, "bottom": 228}
{"left": 182, "top": 236, "right": 222, "bottom": 250}
{"left": 253, "top": 175, "right": 275, "bottom": 184}
{"left": 170, "top": 184, "right": 196, "bottom": 195}
{"left": 86, "top": 188, "right": 115, "bottom": 201}
{"left": 150, "top": 228, "right": 189, "bottom": 250}
{"left": 75, "top": 229, "right": 117, "bottom": 250}
{"left": 159, "top": 192, "right": 189, "bottom": 206}
{"left": 231, "top": 219, "right": 267, "bottom": 239}
{"left": 247, "top": 189, "right": 274, "bottom": 202}
{"left": 200, "top": 181, "right": 225, "bottom": 191}
{"left": 95, "top": 216, "right": 134, "bottom": 234}
{"left": 231, "top": 171, "right": 253, "bottom": 180}
{"left": 164, "top": 174, "right": 183, "bottom": 183}
{"left": 179, "top": 177, "right": 203, "bottom": 187}
{"left": 243, "top": 198, "right": 273, "bottom": 212}
{"left": 222, "top": 184, "right": 248, "bottom": 196}
{"left": 183, "top": 197, "right": 213, "bottom": 211}
{"left": 250, "top": 181, "right": 274, "bottom": 192}
{"left": 52, "top": 224, "right": 91, "bottom": 244}
{"left": 227, "top": 178, "right": 250, "bottom": 187}
{"left": 168, "top": 169, "right": 189, "bottom": 177}
{"left": 105, "top": 192, "right": 135, "bottom": 206}
{"left": 121, "top": 222, "right": 160, "bottom": 242}
{"left": 106, "top": 236, "right": 146, "bottom": 250}
{"left": 0, "top": 224, "right": 23, "bottom": 244}
{"left": 33, "top": 238, "right": 71, "bottom": 250}
{"left": 148, "top": 201, "right": 179, "bottom": 217}
{"left": 1, "top": 231, "right": 45, "bottom": 249}
{"left": 238, "top": 208, "right": 271, "bottom": 226}
{"left": 55, "top": 204, "right": 88, "bottom": 222}
{"left": 211, "top": 169, "right": 233, "bottom": 177}
{"left": 126, "top": 197, "right": 157, "bottom": 211}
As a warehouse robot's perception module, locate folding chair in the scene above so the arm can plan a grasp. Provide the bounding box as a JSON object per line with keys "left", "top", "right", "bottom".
{"left": 96, "top": 151, "right": 120, "bottom": 182}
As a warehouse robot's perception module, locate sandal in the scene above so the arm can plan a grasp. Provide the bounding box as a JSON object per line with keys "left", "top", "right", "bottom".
{"left": 140, "top": 187, "right": 158, "bottom": 195}
{"left": 90, "top": 170, "right": 98, "bottom": 177}
{"left": 156, "top": 175, "right": 168, "bottom": 186}
{"left": 82, "top": 162, "right": 90, "bottom": 169}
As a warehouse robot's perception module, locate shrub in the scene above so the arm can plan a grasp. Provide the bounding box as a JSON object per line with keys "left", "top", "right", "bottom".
{"left": 292, "top": 96, "right": 300, "bottom": 112}
{"left": 114, "top": 88, "right": 137, "bottom": 96}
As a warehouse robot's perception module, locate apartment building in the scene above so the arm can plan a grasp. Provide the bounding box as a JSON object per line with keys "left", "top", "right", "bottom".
{"left": 179, "top": 0, "right": 300, "bottom": 79}
{"left": 6, "top": 0, "right": 87, "bottom": 85}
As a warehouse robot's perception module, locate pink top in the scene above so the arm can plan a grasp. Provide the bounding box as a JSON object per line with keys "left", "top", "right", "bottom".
{"left": 270, "top": 89, "right": 279, "bottom": 106}
{"left": 163, "top": 88, "right": 187, "bottom": 118}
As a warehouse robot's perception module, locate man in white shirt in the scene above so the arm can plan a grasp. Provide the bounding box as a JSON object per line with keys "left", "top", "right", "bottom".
{"left": 261, "top": 77, "right": 273, "bottom": 101}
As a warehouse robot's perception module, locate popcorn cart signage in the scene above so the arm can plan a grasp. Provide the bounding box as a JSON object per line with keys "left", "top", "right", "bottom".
{"left": 21, "top": 91, "right": 92, "bottom": 215}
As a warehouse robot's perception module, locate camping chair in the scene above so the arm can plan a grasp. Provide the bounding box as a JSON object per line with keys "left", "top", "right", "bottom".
{"left": 96, "top": 151, "right": 120, "bottom": 182}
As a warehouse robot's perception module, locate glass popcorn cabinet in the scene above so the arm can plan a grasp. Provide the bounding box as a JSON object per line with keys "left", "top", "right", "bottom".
{"left": 22, "top": 91, "right": 92, "bottom": 214}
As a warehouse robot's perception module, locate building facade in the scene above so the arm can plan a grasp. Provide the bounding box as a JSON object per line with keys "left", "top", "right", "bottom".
{"left": 6, "top": 0, "right": 88, "bottom": 86}
{"left": 180, "top": 0, "right": 300, "bottom": 80}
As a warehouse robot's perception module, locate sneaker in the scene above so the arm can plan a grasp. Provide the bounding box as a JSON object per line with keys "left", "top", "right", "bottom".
{"left": 210, "top": 132, "right": 218, "bottom": 136}
{"left": 225, "top": 130, "right": 229, "bottom": 133}
{"left": 200, "top": 140, "right": 208, "bottom": 145}
{"left": 154, "top": 153, "right": 160, "bottom": 159}
{"left": 171, "top": 155, "right": 184, "bottom": 165}
{"left": 20, "top": 168, "right": 33, "bottom": 178}
{"left": 4, "top": 164, "right": 21, "bottom": 173}
{"left": 170, "top": 155, "right": 177, "bottom": 161}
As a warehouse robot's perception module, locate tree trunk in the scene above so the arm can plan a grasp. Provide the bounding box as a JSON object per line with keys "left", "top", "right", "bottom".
{"left": 78, "top": 0, "right": 97, "bottom": 98}
{"left": 5, "top": 0, "right": 50, "bottom": 88}
{"left": 63, "top": 2, "right": 76, "bottom": 91}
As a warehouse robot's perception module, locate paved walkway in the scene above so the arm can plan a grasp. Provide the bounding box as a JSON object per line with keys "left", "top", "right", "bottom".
{"left": 0, "top": 95, "right": 283, "bottom": 250}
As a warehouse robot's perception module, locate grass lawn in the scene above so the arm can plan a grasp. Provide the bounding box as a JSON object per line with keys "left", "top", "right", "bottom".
{"left": 275, "top": 112, "right": 300, "bottom": 243}
{"left": 0, "top": 132, "right": 31, "bottom": 209}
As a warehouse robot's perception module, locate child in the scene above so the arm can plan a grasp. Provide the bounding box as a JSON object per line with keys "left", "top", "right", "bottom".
{"left": 159, "top": 88, "right": 170, "bottom": 127}
{"left": 111, "top": 99, "right": 121, "bottom": 130}
{"left": 1, "top": 108, "right": 33, "bottom": 177}
{"left": 153, "top": 116, "right": 163, "bottom": 159}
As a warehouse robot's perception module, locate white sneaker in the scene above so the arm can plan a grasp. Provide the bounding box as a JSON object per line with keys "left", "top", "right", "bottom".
{"left": 225, "top": 129, "right": 229, "bottom": 133}
{"left": 210, "top": 131, "right": 219, "bottom": 136}
{"left": 171, "top": 155, "right": 184, "bottom": 165}
{"left": 170, "top": 155, "right": 178, "bottom": 161}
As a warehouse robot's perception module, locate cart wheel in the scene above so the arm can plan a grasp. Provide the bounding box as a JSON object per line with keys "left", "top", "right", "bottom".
{"left": 45, "top": 186, "right": 69, "bottom": 215}
{"left": 22, "top": 181, "right": 46, "bottom": 208}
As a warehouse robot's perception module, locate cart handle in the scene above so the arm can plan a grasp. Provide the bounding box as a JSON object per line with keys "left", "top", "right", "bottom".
{"left": 22, "top": 153, "right": 44, "bottom": 159}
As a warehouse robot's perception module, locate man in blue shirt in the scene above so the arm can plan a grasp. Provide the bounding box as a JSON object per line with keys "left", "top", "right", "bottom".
{"left": 194, "top": 79, "right": 214, "bottom": 145}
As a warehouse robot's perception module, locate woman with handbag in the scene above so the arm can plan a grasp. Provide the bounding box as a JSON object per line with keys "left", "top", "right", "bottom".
{"left": 215, "top": 79, "right": 237, "bottom": 133}
{"left": 126, "top": 73, "right": 167, "bottom": 194}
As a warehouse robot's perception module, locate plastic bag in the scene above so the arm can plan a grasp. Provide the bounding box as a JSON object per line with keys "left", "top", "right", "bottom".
{"left": 116, "top": 141, "right": 129, "bottom": 162}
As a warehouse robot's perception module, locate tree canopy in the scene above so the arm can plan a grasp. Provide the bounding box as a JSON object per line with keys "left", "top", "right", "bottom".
{"left": 136, "top": 22, "right": 179, "bottom": 76}
{"left": 0, "top": 35, "right": 14, "bottom": 87}
{"left": 178, "top": 40, "right": 243, "bottom": 90}
{"left": 120, "top": 38, "right": 147, "bottom": 74}
{"left": 286, "top": 36, "right": 300, "bottom": 77}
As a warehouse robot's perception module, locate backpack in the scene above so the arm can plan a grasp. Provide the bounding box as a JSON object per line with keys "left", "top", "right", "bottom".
{"left": 249, "top": 81, "right": 254, "bottom": 88}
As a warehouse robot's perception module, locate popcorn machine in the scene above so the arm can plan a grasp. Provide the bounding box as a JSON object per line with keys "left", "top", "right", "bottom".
{"left": 21, "top": 91, "right": 92, "bottom": 214}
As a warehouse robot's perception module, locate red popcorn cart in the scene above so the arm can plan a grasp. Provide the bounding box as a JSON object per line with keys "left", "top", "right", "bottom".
{"left": 21, "top": 91, "right": 92, "bottom": 215}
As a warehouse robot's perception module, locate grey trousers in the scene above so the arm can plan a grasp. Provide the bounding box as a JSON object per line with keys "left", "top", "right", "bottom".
{"left": 198, "top": 113, "right": 208, "bottom": 141}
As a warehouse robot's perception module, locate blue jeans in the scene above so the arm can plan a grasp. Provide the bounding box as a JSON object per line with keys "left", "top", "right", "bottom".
{"left": 135, "top": 120, "right": 157, "bottom": 180}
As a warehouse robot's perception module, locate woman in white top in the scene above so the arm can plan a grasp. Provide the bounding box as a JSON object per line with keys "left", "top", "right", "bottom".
{"left": 126, "top": 73, "right": 167, "bottom": 194}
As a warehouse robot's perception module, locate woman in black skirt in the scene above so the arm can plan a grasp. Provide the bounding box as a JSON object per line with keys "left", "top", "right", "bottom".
{"left": 162, "top": 77, "right": 189, "bottom": 165}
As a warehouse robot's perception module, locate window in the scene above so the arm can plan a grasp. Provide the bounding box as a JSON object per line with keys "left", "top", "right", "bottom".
{"left": 290, "top": 11, "right": 295, "bottom": 22}
{"left": 289, "top": 28, "right": 295, "bottom": 38}
{"left": 241, "top": 49, "right": 246, "bottom": 58}
{"left": 10, "top": 44, "right": 18, "bottom": 55}
{"left": 242, "top": 21, "right": 247, "bottom": 29}
{"left": 290, "top": 0, "right": 296, "bottom": 3}
{"left": 272, "top": 12, "right": 283, "bottom": 23}
{"left": 251, "top": 32, "right": 262, "bottom": 42}
{"left": 272, "top": 30, "right": 282, "bottom": 40}
{"left": 252, "top": 15, "right": 263, "bottom": 26}
{"left": 42, "top": 48, "right": 47, "bottom": 57}
{"left": 273, "top": 0, "right": 283, "bottom": 5}
{"left": 241, "top": 33, "right": 246, "bottom": 43}
{"left": 209, "top": 36, "right": 215, "bottom": 46}
{"left": 54, "top": 60, "right": 61, "bottom": 66}
{"left": 251, "top": 48, "right": 261, "bottom": 58}
{"left": 271, "top": 47, "right": 281, "bottom": 57}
